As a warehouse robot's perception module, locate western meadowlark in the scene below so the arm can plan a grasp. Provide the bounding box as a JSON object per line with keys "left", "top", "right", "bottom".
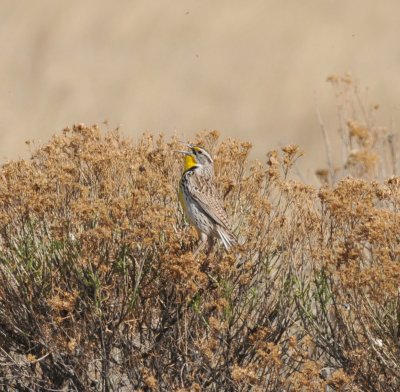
{"left": 176, "top": 143, "right": 237, "bottom": 255}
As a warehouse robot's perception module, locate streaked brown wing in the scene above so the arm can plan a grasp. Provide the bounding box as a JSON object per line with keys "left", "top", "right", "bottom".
{"left": 189, "top": 175, "right": 232, "bottom": 230}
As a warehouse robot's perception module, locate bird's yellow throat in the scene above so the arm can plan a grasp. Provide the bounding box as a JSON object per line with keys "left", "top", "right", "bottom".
{"left": 183, "top": 154, "right": 197, "bottom": 172}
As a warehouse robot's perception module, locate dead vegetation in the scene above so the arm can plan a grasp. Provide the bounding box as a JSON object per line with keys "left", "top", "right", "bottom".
{"left": 0, "top": 77, "right": 399, "bottom": 391}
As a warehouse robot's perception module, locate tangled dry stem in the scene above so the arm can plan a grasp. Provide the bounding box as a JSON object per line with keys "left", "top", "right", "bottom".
{"left": 0, "top": 76, "right": 399, "bottom": 391}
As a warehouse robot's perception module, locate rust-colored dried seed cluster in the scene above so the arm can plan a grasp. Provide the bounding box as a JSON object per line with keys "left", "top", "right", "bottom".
{"left": 0, "top": 77, "right": 399, "bottom": 390}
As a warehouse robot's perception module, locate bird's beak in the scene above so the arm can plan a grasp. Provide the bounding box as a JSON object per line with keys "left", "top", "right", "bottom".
{"left": 178, "top": 141, "right": 195, "bottom": 152}
{"left": 174, "top": 150, "right": 191, "bottom": 155}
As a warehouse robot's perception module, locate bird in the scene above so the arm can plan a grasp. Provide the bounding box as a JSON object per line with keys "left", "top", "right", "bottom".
{"left": 176, "top": 143, "right": 237, "bottom": 255}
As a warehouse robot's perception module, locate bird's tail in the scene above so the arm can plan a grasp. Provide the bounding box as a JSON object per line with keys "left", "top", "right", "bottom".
{"left": 216, "top": 227, "right": 237, "bottom": 250}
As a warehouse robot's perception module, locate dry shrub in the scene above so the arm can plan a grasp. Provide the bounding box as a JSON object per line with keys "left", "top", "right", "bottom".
{"left": 324, "top": 73, "right": 398, "bottom": 182}
{"left": 0, "top": 78, "right": 399, "bottom": 391}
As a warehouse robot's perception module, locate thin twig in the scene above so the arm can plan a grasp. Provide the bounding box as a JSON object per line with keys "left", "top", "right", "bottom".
{"left": 315, "top": 94, "right": 335, "bottom": 184}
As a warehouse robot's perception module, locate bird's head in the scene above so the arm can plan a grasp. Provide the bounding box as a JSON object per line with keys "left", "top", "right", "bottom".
{"left": 175, "top": 143, "right": 213, "bottom": 172}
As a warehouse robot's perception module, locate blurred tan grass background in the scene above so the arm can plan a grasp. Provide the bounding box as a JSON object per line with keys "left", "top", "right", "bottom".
{"left": 1, "top": 0, "right": 400, "bottom": 173}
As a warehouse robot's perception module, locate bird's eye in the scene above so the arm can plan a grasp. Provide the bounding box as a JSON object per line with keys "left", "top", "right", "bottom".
{"left": 198, "top": 150, "right": 203, "bottom": 154}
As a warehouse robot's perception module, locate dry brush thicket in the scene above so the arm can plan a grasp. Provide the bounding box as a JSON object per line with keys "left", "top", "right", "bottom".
{"left": 0, "top": 77, "right": 399, "bottom": 391}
